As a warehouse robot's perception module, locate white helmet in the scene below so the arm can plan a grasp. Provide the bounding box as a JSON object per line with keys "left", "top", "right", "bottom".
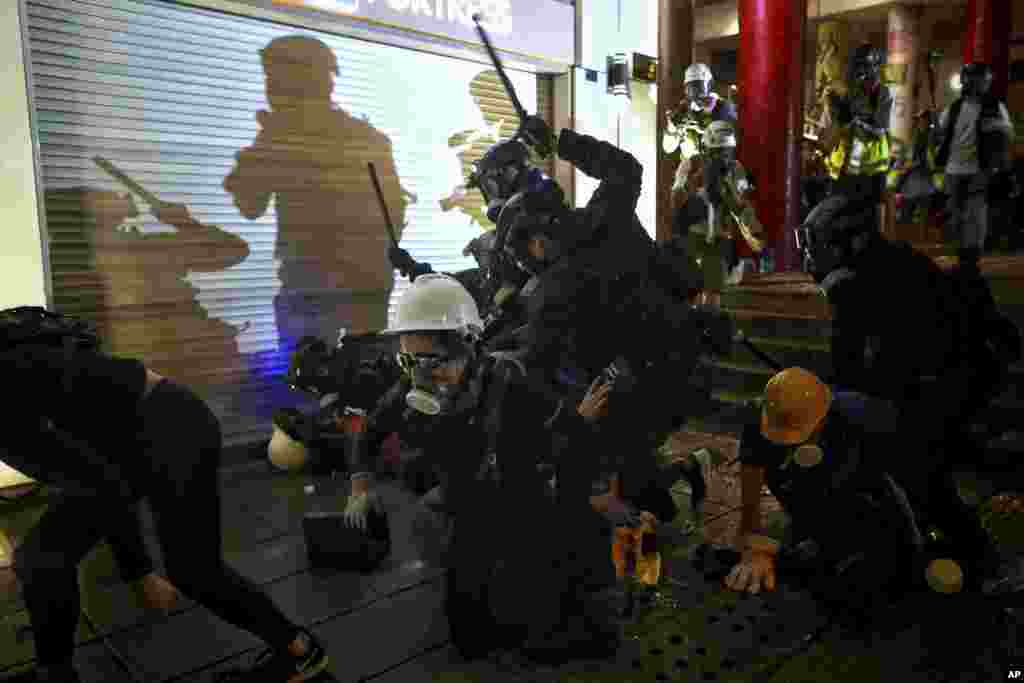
{"left": 703, "top": 121, "right": 737, "bottom": 149}
{"left": 268, "top": 422, "right": 308, "bottom": 471}
{"left": 684, "top": 63, "right": 713, "bottom": 84}
{"left": 385, "top": 273, "right": 484, "bottom": 338}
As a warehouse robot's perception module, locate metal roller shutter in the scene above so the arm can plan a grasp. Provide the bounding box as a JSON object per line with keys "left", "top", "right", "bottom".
{"left": 536, "top": 74, "right": 556, "bottom": 177}
{"left": 24, "top": 0, "right": 540, "bottom": 447}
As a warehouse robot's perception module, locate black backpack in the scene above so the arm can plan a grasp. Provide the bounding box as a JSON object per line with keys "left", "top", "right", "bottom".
{"left": 0, "top": 307, "right": 100, "bottom": 353}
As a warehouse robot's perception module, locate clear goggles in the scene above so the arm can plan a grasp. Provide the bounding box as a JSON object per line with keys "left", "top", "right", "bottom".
{"left": 396, "top": 351, "right": 457, "bottom": 377}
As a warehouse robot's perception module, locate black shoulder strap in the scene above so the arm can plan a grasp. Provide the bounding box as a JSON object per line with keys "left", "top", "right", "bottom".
{"left": 484, "top": 354, "right": 526, "bottom": 450}
{"left": 472, "top": 354, "right": 527, "bottom": 482}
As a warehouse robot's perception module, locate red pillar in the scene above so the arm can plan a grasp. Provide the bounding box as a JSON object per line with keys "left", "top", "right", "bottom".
{"left": 962, "top": 0, "right": 1012, "bottom": 99}
{"left": 738, "top": 0, "right": 806, "bottom": 272}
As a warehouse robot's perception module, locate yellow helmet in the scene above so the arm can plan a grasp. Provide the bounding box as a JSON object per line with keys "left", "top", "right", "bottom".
{"left": 760, "top": 368, "right": 832, "bottom": 445}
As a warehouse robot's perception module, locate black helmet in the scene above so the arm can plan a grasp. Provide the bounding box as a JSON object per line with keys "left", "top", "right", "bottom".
{"left": 849, "top": 44, "right": 883, "bottom": 84}
{"left": 960, "top": 62, "right": 993, "bottom": 97}
{"left": 798, "top": 195, "right": 878, "bottom": 283}
{"left": 496, "top": 183, "right": 569, "bottom": 275}
{"left": 468, "top": 140, "right": 531, "bottom": 209}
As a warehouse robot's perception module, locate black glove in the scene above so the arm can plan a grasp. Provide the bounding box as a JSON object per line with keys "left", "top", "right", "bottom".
{"left": 519, "top": 115, "right": 555, "bottom": 159}
{"left": 388, "top": 247, "right": 433, "bottom": 281}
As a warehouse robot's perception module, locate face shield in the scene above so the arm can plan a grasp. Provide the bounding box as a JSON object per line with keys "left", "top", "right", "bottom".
{"left": 501, "top": 212, "right": 562, "bottom": 277}
{"left": 462, "top": 230, "right": 498, "bottom": 272}
{"left": 795, "top": 221, "right": 847, "bottom": 285}
{"left": 960, "top": 65, "right": 993, "bottom": 98}
{"left": 473, "top": 164, "right": 525, "bottom": 223}
{"left": 395, "top": 351, "right": 468, "bottom": 416}
{"left": 849, "top": 49, "right": 881, "bottom": 88}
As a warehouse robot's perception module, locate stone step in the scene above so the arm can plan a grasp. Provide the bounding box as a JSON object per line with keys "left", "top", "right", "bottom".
{"left": 703, "top": 354, "right": 1023, "bottom": 418}
{"left": 726, "top": 336, "right": 831, "bottom": 375}
{"left": 723, "top": 255, "right": 1024, "bottom": 330}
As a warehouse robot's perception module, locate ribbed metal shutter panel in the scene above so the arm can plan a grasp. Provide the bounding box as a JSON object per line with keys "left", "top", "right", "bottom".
{"left": 536, "top": 74, "right": 556, "bottom": 177}
{"left": 25, "top": 0, "right": 539, "bottom": 447}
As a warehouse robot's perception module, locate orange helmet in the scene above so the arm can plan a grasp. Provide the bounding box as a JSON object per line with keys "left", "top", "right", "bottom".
{"left": 760, "top": 368, "right": 832, "bottom": 445}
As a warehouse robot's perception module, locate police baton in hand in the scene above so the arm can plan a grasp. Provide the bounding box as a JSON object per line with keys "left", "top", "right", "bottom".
{"left": 471, "top": 13, "right": 527, "bottom": 128}
{"left": 471, "top": 13, "right": 554, "bottom": 159}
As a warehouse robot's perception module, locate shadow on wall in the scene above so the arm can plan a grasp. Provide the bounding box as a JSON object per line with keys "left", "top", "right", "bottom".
{"left": 223, "top": 35, "right": 412, "bottom": 353}
{"left": 443, "top": 69, "right": 515, "bottom": 230}
{"left": 43, "top": 187, "right": 251, "bottom": 389}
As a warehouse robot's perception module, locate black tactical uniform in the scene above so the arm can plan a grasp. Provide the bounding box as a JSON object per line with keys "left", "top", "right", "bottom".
{"left": 503, "top": 128, "right": 704, "bottom": 522}
{"left": 799, "top": 195, "right": 1018, "bottom": 589}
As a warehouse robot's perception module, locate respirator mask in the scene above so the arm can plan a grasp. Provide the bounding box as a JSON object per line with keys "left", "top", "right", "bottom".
{"left": 791, "top": 442, "right": 824, "bottom": 468}
{"left": 779, "top": 438, "right": 824, "bottom": 470}
{"left": 396, "top": 351, "right": 469, "bottom": 416}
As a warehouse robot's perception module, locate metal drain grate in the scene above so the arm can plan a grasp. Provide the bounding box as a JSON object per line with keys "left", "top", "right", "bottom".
{"left": 617, "top": 559, "right": 828, "bottom": 681}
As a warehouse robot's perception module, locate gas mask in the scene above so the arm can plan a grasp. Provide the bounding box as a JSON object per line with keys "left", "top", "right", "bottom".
{"left": 708, "top": 146, "right": 736, "bottom": 165}
{"left": 780, "top": 439, "right": 824, "bottom": 470}
{"left": 685, "top": 79, "right": 711, "bottom": 105}
{"left": 792, "top": 442, "right": 824, "bottom": 468}
{"left": 497, "top": 184, "right": 568, "bottom": 277}
{"left": 462, "top": 231, "right": 497, "bottom": 272}
{"left": 396, "top": 351, "right": 469, "bottom": 416}
{"left": 849, "top": 47, "right": 882, "bottom": 90}
{"left": 473, "top": 165, "right": 521, "bottom": 223}
{"left": 504, "top": 221, "right": 561, "bottom": 277}
{"left": 795, "top": 223, "right": 842, "bottom": 283}
{"left": 470, "top": 141, "right": 533, "bottom": 222}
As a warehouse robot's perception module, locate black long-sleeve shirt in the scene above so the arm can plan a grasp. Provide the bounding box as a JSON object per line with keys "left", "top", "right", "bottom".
{"left": 2, "top": 346, "right": 156, "bottom": 581}
{"left": 519, "top": 130, "right": 656, "bottom": 378}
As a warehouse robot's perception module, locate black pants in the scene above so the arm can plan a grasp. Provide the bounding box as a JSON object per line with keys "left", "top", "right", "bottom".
{"left": 14, "top": 381, "right": 299, "bottom": 668}
{"left": 888, "top": 367, "right": 1004, "bottom": 587}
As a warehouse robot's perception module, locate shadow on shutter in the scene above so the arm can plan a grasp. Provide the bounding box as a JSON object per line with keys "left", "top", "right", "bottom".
{"left": 25, "top": 0, "right": 544, "bottom": 448}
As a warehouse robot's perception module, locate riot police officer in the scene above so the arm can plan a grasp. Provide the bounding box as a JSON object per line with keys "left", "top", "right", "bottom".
{"left": 825, "top": 44, "right": 893, "bottom": 206}
{"left": 935, "top": 62, "right": 1017, "bottom": 278}
{"left": 796, "top": 194, "right": 1021, "bottom": 593}
{"left": 496, "top": 118, "right": 714, "bottom": 525}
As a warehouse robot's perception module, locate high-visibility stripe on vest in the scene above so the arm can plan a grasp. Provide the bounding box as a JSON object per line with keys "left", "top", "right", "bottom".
{"left": 845, "top": 128, "right": 890, "bottom": 176}
{"left": 825, "top": 124, "right": 891, "bottom": 180}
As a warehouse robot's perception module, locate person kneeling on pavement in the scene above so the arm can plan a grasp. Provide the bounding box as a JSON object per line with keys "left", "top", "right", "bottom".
{"left": 723, "top": 368, "right": 929, "bottom": 627}
{"left": 0, "top": 341, "right": 327, "bottom": 683}
{"left": 340, "top": 273, "right": 623, "bottom": 664}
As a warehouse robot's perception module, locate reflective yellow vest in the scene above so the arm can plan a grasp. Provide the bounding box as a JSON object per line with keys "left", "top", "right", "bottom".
{"left": 826, "top": 124, "right": 891, "bottom": 179}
